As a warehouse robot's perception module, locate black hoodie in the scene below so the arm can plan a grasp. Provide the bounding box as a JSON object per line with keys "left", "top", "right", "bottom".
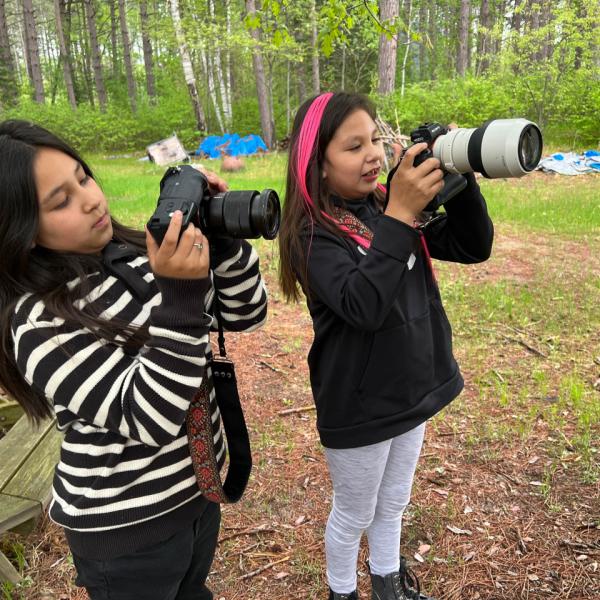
{"left": 299, "top": 174, "right": 493, "bottom": 448}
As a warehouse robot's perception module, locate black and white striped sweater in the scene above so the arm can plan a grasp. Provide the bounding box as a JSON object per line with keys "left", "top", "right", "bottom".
{"left": 11, "top": 239, "right": 267, "bottom": 559}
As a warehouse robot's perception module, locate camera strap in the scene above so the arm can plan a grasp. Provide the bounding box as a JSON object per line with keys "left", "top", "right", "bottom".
{"left": 185, "top": 277, "right": 252, "bottom": 504}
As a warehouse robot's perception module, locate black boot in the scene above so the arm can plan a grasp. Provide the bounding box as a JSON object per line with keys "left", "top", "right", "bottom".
{"left": 369, "top": 557, "right": 436, "bottom": 600}
{"left": 398, "top": 556, "right": 435, "bottom": 600}
{"left": 328, "top": 589, "right": 358, "bottom": 600}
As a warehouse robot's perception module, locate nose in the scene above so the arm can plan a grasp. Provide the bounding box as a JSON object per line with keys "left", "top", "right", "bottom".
{"left": 81, "top": 190, "right": 102, "bottom": 213}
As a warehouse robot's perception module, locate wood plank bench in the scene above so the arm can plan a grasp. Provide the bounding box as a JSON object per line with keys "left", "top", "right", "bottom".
{"left": 0, "top": 413, "right": 62, "bottom": 584}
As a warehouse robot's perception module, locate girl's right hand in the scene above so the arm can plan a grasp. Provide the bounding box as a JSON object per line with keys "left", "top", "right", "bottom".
{"left": 145, "top": 210, "right": 209, "bottom": 279}
{"left": 385, "top": 142, "right": 445, "bottom": 225}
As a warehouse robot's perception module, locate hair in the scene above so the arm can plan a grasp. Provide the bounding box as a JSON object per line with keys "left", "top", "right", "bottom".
{"left": 0, "top": 119, "right": 148, "bottom": 424}
{"left": 278, "top": 92, "right": 385, "bottom": 303}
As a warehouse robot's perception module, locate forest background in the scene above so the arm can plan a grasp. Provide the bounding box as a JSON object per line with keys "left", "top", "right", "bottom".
{"left": 0, "top": 0, "right": 598, "bottom": 152}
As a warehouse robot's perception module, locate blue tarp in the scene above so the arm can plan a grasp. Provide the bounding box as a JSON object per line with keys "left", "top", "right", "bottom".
{"left": 537, "top": 150, "right": 600, "bottom": 175}
{"left": 195, "top": 134, "right": 268, "bottom": 159}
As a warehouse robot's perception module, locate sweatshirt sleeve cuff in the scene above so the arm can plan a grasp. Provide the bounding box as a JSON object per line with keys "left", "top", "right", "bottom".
{"left": 370, "top": 215, "right": 420, "bottom": 262}
{"left": 151, "top": 275, "right": 212, "bottom": 328}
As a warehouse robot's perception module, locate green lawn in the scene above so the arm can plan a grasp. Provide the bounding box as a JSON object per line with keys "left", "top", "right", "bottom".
{"left": 93, "top": 153, "right": 600, "bottom": 237}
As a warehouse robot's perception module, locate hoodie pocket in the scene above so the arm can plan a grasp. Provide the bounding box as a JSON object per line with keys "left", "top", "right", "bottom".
{"left": 357, "top": 312, "right": 435, "bottom": 419}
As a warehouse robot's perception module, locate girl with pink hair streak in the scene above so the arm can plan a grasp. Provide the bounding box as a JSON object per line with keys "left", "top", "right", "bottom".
{"left": 278, "top": 92, "right": 494, "bottom": 600}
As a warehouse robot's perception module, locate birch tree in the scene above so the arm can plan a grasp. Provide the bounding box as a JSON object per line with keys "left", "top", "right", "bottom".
{"left": 169, "top": 0, "right": 206, "bottom": 132}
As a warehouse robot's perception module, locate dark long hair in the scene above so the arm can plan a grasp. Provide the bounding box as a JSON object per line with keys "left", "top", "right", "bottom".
{"left": 278, "top": 92, "right": 384, "bottom": 302}
{"left": 0, "top": 120, "right": 147, "bottom": 424}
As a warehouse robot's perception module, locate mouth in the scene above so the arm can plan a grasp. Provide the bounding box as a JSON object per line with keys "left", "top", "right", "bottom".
{"left": 93, "top": 213, "right": 109, "bottom": 228}
{"left": 361, "top": 166, "right": 381, "bottom": 179}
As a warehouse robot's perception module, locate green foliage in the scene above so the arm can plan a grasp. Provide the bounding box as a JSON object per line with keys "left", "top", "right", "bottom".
{"left": 375, "top": 73, "right": 600, "bottom": 147}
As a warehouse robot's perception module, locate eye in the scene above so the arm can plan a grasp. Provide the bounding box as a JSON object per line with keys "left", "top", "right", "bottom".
{"left": 373, "top": 137, "right": 382, "bottom": 143}
{"left": 348, "top": 145, "right": 361, "bottom": 152}
{"left": 54, "top": 197, "right": 70, "bottom": 210}
{"left": 80, "top": 175, "right": 90, "bottom": 186}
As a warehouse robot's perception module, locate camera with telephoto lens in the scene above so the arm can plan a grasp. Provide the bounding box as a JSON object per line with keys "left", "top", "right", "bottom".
{"left": 404, "top": 118, "right": 543, "bottom": 211}
{"left": 147, "top": 165, "right": 281, "bottom": 245}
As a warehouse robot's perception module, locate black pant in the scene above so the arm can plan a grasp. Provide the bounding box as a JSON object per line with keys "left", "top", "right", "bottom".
{"left": 72, "top": 503, "right": 221, "bottom": 600}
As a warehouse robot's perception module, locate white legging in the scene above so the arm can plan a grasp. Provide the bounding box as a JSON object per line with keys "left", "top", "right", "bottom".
{"left": 324, "top": 423, "right": 426, "bottom": 594}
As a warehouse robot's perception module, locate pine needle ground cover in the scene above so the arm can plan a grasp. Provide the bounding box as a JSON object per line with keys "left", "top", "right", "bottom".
{"left": 3, "top": 156, "right": 598, "bottom": 600}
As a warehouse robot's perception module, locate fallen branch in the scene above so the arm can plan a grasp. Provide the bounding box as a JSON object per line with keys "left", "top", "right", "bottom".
{"left": 278, "top": 405, "right": 316, "bottom": 416}
{"left": 239, "top": 555, "right": 290, "bottom": 580}
{"left": 258, "top": 360, "right": 286, "bottom": 374}
{"left": 219, "top": 524, "right": 277, "bottom": 543}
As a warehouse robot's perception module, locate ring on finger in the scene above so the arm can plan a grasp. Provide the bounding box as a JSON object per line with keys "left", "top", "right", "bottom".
{"left": 193, "top": 242, "right": 204, "bottom": 251}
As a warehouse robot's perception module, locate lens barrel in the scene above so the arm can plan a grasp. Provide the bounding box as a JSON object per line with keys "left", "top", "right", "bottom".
{"left": 431, "top": 118, "right": 543, "bottom": 178}
{"left": 203, "top": 189, "right": 280, "bottom": 239}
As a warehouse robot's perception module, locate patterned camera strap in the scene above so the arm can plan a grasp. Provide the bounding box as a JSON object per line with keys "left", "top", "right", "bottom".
{"left": 330, "top": 205, "right": 436, "bottom": 280}
{"left": 186, "top": 368, "right": 227, "bottom": 503}
{"left": 186, "top": 289, "right": 252, "bottom": 504}
{"left": 331, "top": 206, "right": 374, "bottom": 244}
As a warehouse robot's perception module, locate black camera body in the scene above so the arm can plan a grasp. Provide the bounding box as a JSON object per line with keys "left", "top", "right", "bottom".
{"left": 410, "top": 122, "right": 467, "bottom": 212}
{"left": 147, "top": 165, "right": 281, "bottom": 245}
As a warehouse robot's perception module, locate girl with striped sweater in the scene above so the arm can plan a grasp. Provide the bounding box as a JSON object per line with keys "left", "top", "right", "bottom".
{"left": 0, "top": 120, "right": 268, "bottom": 600}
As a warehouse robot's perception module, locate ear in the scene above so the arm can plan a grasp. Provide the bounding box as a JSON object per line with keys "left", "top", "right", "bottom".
{"left": 322, "top": 167, "right": 327, "bottom": 179}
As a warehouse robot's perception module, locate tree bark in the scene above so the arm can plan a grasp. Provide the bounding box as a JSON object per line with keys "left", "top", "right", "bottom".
{"left": 457, "top": 0, "right": 470, "bottom": 75}
{"left": 0, "top": 0, "right": 18, "bottom": 106}
{"left": 119, "top": 0, "right": 137, "bottom": 112}
{"left": 83, "top": 0, "right": 107, "bottom": 110}
{"left": 109, "top": 0, "right": 119, "bottom": 77}
{"left": 377, "top": 0, "right": 399, "bottom": 95}
{"left": 22, "top": 0, "right": 45, "bottom": 102}
{"left": 310, "top": 0, "right": 320, "bottom": 95}
{"left": 139, "top": 0, "right": 156, "bottom": 101}
{"left": 477, "top": 0, "right": 490, "bottom": 75}
{"left": 245, "top": 0, "right": 275, "bottom": 148}
{"left": 169, "top": 0, "right": 206, "bottom": 133}
{"left": 54, "top": 0, "right": 77, "bottom": 108}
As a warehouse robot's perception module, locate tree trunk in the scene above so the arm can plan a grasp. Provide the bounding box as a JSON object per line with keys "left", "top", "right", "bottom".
{"left": 0, "top": 0, "right": 18, "bottom": 106}
{"left": 456, "top": 0, "right": 470, "bottom": 75}
{"left": 109, "top": 0, "right": 119, "bottom": 77}
{"left": 139, "top": 0, "right": 156, "bottom": 101}
{"left": 208, "top": 0, "right": 231, "bottom": 130}
{"left": 83, "top": 0, "right": 107, "bottom": 110}
{"left": 310, "top": 0, "right": 320, "bottom": 95}
{"left": 377, "top": 0, "right": 399, "bottom": 95}
{"left": 119, "top": 0, "right": 137, "bottom": 112}
{"left": 169, "top": 0, "right": 206, "bottom": 133}
{"left": 22, "top": 0, "right": 45, "bottom": 102}
{"left": 400, "top": 0, "right": 413, "bottom": 97}
{"left": 418, "top": 1, "right": 427, "bottom": 80}
{"left": 54, "top": 0, "right": 77, "bottom": 108}
{"left": 477, "top": 0, "right": 490, "bottom": 75}
{"left": 245, "top": 0, "right": 275, "bottom": 148}
{"left": 428, "top": 0, "right": 436, "bottom": 79}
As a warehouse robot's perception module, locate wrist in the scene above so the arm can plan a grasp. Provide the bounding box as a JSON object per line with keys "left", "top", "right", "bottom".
{"left": 384, "top": 205, "right": 417, "bottom": 226}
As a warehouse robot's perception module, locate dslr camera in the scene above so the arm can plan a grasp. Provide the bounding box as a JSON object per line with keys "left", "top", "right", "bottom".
{"left": 396, "top": 118, "right": 543, "bottom": 211}
{"left": 147, "top": 165, "right": 281, "bottom": 245}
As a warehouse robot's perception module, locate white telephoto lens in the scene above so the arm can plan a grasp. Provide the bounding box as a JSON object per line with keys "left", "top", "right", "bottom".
{"left": 432, "top": 118, "right": 542, "bottom": 178}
